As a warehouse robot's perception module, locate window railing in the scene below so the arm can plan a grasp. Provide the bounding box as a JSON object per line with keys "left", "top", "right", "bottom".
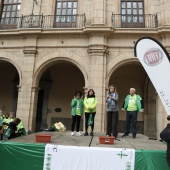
{"left": 112, "top": 14, "right": 158, "bottom": 28}
{"left": 0, "top": 14, "right": 86, "bottom": 30}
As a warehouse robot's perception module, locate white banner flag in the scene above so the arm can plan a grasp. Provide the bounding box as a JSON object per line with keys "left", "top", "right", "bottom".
{"left": 135, "top": 37, "right": 170, "bottom": 115}
{"left": 43, "top": 144, "right": 135, "bottom": 170}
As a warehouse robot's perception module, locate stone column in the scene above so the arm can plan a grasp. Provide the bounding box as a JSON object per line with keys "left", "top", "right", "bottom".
{"left": 29, "top": 86, "right": 39, "bottom": 132}
{"left": 92, "top": 0, "right": 106, "bottom": 25}
{"left": 12, "top": 77, "right": 19, "bottom": 115}
{"left": 87, "top": 34, "right": 108, "bottom": 132}
{"left": 16, "top": 48, "right": 37, "bottom": 132}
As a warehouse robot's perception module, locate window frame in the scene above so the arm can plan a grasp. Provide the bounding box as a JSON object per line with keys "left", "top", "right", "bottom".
{"left": 121, "top": 0, "right": 144, "bottom": 28}
{"left": 0, "top": 0, "right": 21, "bottom": 28}
{"left": 54, "top": 0, "right": 78, "bottom": 27}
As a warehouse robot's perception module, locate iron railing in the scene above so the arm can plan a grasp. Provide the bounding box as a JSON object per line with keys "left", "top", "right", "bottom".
{"left": 112, "top": 14, "right": 158, "bottom": 28}
{"left": 0, "top": 14, "right": 86, "bottom": 30}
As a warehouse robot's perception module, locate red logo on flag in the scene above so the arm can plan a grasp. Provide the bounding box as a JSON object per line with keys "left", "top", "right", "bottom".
{"left": 144, "top": 48, "right": 163, "bottom": 66}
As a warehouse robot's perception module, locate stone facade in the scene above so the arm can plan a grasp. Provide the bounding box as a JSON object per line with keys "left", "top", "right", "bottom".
{"left": 0, "top": 0, "right": 170, "bottom": 139}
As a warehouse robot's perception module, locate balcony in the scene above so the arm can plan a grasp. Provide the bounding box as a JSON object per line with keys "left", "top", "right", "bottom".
{"left": 112, "top": 14, "right": 158, "bottom": 28}
{"left": 0, "top": 14, "right": 86, "bottom": 30}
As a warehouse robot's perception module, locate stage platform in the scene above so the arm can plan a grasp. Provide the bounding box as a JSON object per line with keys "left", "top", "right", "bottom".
{"left": 8, "top": 131, "right": 167, "bottom": 150}
{"left": 0, "top": 131, "right": 169, "bottom": 170}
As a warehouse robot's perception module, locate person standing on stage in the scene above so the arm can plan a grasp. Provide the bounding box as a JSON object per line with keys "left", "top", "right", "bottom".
{"left": 71, "top": 91, "right": 84, "bottom": 136}
{"left": 84, "top": 89, "right": 98, "bottom": 136}
{"left": 106, "top": 85, "right": 119, "bottom": 138}
{"left": 122, "top": 88, "right": 144, "bottom": 139}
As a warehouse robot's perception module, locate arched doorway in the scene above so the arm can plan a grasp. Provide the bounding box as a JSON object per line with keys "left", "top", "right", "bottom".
{"left": 108, "top": 61, "right": 156, "bottom": 135}
{"left": 35, "top": 61, "right": 85, "bottom": 132}
{"left": 0, "top": 61, "right": 19, "bottom": 115}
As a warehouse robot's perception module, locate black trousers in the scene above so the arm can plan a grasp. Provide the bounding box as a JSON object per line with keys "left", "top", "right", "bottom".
{"left": 85, "top": 112, "right": 96, "bottom": 132}
{"left": 106, "top": 111, "right": 119, "bottom": 138}
{"left": 71, "top": 115, "right": 81, "bottom": 132}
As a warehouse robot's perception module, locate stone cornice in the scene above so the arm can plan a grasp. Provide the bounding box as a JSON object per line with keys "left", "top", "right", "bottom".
{"left": 83, "top": 87, "right": 88, "bottom": 94}
{"left": 23, "top": 47, "right": 37, "bottom": 55}
{"left": 31, "top": 86, "right": 40, "bottom": 92}
{"left": 17, "top": 85, "right": 21, "bottom": 92}
{"left": 158, "top": 26, "right": 170, "bottom": 34}
{"left": 87, "top": 44, "right": 109, "bottom": 55}
{"left": 0, "top": 27, "right": 160, "bottom": 36}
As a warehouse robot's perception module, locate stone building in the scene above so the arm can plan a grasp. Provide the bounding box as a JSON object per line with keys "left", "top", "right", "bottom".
{"left": 0, "top": 0, "right": 169, "bottom": 139}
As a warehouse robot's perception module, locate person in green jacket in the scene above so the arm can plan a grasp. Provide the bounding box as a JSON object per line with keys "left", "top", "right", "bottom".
{"left": 0, "top": 110, "right": 5, "bottom": 140}
{"left": 122, "top": 88, "right": 144, "bottom": 139}
{"left": 84, "top": 89, "right": 98, "bottom": 136}
{"left": 71, "top": 91, "right": 84, "bottom": 136}
{"left": 3, "top": 112, "right": 15, "bottom": 140}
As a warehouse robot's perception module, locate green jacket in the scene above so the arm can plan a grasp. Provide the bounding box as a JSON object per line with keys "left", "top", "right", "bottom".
{"left": 3, "top": 118, "right": 14, "bottom": 129}
{"left": 84, "top": 97, "right": 98, "bottom": 113}
{"left": 0, "top": 115, "right": 5, "bottom": 126}
{"left": 17, "top": 121, "right": 26, "bottom": 135}
{"left": 123, "top": 94, "right": 142, "bottom": 112}
{"left": 71, "top": 98, "right": 84, "bottom": 116}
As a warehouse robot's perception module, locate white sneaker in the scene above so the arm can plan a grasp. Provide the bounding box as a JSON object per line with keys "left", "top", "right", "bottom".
{"left": 76, "top": 132, "right": 81, "bottom": 136}
{"left": 71, "top": 132, "right": 74, "bottom": 136}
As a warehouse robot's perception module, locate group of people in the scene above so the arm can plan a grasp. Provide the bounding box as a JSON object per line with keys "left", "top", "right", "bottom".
{"left": 71, "top": 86, "right": 144, "bottom": 139}
{"left": 71, "top": 89, "right": 97, "bottom": 136}
{"left": 106, "top": 85, "right": 144, "bottom": 139}
{"left": 0, "top": 111, "right": 25, "bottom": 140}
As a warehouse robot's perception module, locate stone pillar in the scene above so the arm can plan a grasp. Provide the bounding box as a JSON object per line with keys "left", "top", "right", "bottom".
{"left": 16, "top": 48, "right": 37, "bottom": 132}
{"left": 160, "top": 0, "right": 170, "bottom": 26}
{"left": 12, "top": 76, "right": 19, "bottom": 115}
{"left": 21, "top": 0, "right": 42, "bottom": 15}
{"left": 92, "top": 0, "right": 106, "bottom": 25}
{"left": 29, "top": 86, "right": 39, "bottom": 132}
{"left": 87, "top": 34, "right": 108, "bottom": 132}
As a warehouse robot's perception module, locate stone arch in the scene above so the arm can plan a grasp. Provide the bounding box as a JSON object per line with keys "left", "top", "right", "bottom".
{"left": 107, "top": 57, "right": 147, "bottom": 134}
{"left": 0, "top": 57, "right": 22, "bottom": 86}
{"left": 33, "top": 56, "right": 88, "bottom": 88}
{"left": 107, "top": 57, "right": 140, "bottom": 86}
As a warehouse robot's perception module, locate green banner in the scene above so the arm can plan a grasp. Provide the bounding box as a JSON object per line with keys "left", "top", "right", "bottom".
{"left": 0, "top": 141, "right": 169, "bottom": 170}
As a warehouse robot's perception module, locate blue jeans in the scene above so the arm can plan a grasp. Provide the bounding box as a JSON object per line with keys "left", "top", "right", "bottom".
{"left": 125, "top": 110, "right": 138, "bottom": 136}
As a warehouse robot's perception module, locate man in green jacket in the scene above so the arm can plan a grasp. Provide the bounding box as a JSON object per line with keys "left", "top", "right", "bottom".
{"left": 122, "top": 88, "right": 144, "bottom": 139}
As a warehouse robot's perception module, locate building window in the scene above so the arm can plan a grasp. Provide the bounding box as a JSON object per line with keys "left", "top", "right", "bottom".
{"left": 55, "top": 0, "right": 78, "bottom": 24}
{"left": 0, "top": 0, "right": 21, "bottom": 26}
{"left": 121, "top": 0, "right": 144, "bottom": 27}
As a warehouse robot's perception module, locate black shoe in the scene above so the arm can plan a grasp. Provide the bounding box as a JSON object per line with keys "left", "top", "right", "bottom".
{"left": 133, "top": 136, "right": 136, "bottom": 139}
{"left": 122, "top": 134, "right": 128, "bottom": 138}
{"left": 113, "top": 134, "right": 118, "bottom": 138}
{"left": 84, "top": 132, "right": 89, "bottom": 136}
{"left": 90, "top": 132, "right": 93, "bottom": 136}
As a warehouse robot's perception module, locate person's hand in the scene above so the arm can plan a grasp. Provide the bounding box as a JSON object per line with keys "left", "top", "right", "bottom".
{"left": 107, "top": 94, "right": 111, "bottom": 98}
{"left": 140, "top": 109, "right": 144, "bottom": 113}
{"left": 121, "top": 108, "right": 125, "bottom": 112}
